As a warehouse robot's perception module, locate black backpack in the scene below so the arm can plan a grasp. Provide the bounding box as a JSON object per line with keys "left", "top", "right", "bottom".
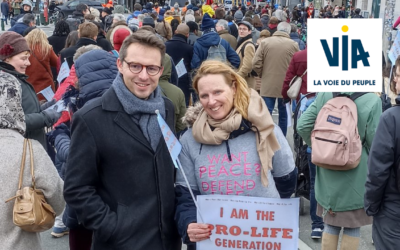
{"left": 65, "top": 16, "right": 84, "bottom": 32}
{"left": 240, "top": 41, "right": 258, "bottom": 77}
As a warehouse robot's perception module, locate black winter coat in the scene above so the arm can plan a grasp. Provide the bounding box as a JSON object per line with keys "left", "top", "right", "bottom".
{"left": 96, "top": 33, "right": 113, "bottom": 52}
{"left": 365, "top": 96, "right": 400, "bottom": 220}
{"left": 0, "top": 62, "right": 49, "bottom": 149}
{"left": 48, "top": 34, "right": 68, "bottom": 55}
{"left": 60, "top": 38, "right": 97, "bottom": 68}
{"left": 64, "top": 87, "right": 181, "bottom": 250}
{"left": 165, "top": 34, "right": 194, "bottom": 105}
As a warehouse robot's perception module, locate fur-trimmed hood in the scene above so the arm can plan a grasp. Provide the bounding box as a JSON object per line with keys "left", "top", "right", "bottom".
{"left": 181, "top": 102, "right": 202, "bottom": 128}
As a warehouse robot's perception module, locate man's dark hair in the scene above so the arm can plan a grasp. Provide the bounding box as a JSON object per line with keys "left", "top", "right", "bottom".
{"left": 76, "top": 3, "right": 88, "bottom": 14}
{"left": 23, "top": 13, "right": 35, "bottom": 25}
{"left": 54, "top": 20, "right": 70, "bottom": 36}
{"left": 225, "top": 15, "right": 233, "bottom": 22}
{"left": 355, "top": 8, "right": 361, "bottom": 14}
{"left": 186, "top": 21, "right": 198, "bottom": 33}
{"left": 119, "top": 30, "right": 166, "bottom": 65}
{"left": 242, "top": 17, "right": 253, "bottom": 26}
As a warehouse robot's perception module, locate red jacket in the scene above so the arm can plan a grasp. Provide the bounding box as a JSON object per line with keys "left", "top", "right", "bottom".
{"left": 282, "top": 47, "right": 313, "bottom": 101}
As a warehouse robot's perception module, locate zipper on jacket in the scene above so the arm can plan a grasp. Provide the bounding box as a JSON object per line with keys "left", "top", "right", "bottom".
{"left": 315, "top": 137, "right": 343, "bottom": 144}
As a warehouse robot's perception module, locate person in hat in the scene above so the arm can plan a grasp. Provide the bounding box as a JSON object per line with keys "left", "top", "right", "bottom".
{"left": 101, "top": 7, "right": 112, "bottom": 32}
{"left": 0, "top": 32, "right": 61, "bottom": 148}
{"left": 191, "top": 13, "right": 240, "bottom": 70}
{"left": 10, "top": 0, "right": 31, "bottom": 27}
{"left": 0, "top": 53, "right": 64, "bottom": 250}
{"left": 112, "top": 4, "right": 124, "bottom": 14}
{"left": 155, "top": 8, "right": 173, "bottom": 41}
{"left": 193, "top": 6, "right": 201, "bottom": 23}
{"left": 112, "top": 28, "right": 131, "bottom": 53}
{"left": 236, "top": 20, "right": 256, "bottom": 89}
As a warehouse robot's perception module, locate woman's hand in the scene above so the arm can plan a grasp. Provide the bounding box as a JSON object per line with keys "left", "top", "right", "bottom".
{"left": 187, "top": 223, "right": 212, "bottom": 242}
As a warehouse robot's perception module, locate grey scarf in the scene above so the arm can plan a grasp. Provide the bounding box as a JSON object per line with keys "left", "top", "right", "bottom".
{"left": 112, "top": 73, "right": 165, "bottom": 151}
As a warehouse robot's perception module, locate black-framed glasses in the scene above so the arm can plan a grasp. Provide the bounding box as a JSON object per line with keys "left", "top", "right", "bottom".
{"left": 124, "top": 61, "right": 163, "bottom": 76}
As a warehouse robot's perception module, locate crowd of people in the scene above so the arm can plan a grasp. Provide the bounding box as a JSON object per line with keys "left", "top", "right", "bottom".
{"left": 0, "top": 1, "right": 399, "bottom": 250}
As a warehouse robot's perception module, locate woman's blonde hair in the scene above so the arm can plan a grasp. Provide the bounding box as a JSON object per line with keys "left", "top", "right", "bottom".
{"left": 192, "top": 60, "right": 250, "bottom": 120}
{"left": 25, "top": 29, "right": 52, "bottom": 58}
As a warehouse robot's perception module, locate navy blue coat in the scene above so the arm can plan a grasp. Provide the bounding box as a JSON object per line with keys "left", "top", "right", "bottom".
{"left": 290, "top": 32, "right": 306, "bottom": 50}
{"left": 74, "top": 49, "right": 118, "bottom": 108}
{"left": 8, "top": 22, "right": 29, "bottom": 35}
{"left": 1, "top": 2, "right": 9, "bottom": 17}
{"left": 191, "top": 31, "right": 240, "bottom": 69}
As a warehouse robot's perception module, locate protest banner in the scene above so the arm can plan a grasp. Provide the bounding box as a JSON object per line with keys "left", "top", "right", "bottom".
{"left": 197, "top": 195, "right": 299, "bottom": 250}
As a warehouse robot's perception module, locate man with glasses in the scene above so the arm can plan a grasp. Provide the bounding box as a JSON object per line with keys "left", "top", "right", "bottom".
{"left": 64, "top": 30, "right": 182, "bottom": 250}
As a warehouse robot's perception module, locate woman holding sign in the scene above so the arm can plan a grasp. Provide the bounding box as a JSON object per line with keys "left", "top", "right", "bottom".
{"left": 175, "top": 60, "right": 296, "bottom": 249}
{"left": 0, "top": 32, "right": 61, "bottom": 149}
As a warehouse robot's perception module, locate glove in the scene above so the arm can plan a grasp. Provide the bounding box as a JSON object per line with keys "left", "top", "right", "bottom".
{"left": 47, "top": 123, "right": 70, "bottom": 146}
{"left": 41, "top": 99, "right": 56, "bottom": 111}
{"left": 42, "top": 108, "right": 62, "bottom": 127}
{"left": 283, "top": 98, "right": 291, "bottom": 104}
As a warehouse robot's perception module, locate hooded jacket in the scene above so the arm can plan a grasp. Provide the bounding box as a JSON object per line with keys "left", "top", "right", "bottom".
{"left": 159, "top": 54, "right": 186, "bottom": 133}
{"left": 191, "top": 31, "right": 240, "bottom": 69}
{"left": 74, "top": 50, "right": 118, "bottom": 108}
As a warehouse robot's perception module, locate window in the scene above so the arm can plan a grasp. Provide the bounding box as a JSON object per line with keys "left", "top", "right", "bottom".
{"left": 68, "top": 1, "right": 80, "bottom": 7}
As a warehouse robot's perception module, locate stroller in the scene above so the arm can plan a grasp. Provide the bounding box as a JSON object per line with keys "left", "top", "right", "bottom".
{"left": 293, "top": 93, "right": 314, "bottom": 215}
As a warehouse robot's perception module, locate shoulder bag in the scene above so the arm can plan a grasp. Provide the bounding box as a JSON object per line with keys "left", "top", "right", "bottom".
{"left": 287, "top": 69, "right": 307, "bottom": 100}
{"left": 5, "top": 139, "right": 56, "bottom": 233}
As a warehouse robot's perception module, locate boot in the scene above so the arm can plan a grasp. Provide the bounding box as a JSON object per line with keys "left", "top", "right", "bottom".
{"left": 322, "top": 232, "right": 339, "bottom": 250}
{"left": 340, "top": 234, "right": 360, "bottom": 250}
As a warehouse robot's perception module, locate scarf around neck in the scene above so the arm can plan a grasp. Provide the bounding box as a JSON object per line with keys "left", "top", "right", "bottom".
{"left": 192, "top": 88, "right": 280, "bottom": 186}
{"left": 112, "top": 73, "right": 165, "bottom": 151}
{"left": 236, "top": 34, "right": 253, "bottom": 50}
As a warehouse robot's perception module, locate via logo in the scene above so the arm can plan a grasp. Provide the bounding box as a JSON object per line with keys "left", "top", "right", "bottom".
{"left": 321, "top": 25, "right": 370, "bottom": 71}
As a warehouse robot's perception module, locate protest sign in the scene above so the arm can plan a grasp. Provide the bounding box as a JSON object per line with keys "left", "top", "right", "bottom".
{"left": 389, "top": 31, "right": 400, "bottom": 65}
{"left": 176, "top": 59, "right": 187, "bottom": 78}
{"left": 57, "top": 60, "right": 70, "bottom": 84}
{"left": 197, "top": 195, "right": 299, "bottom": 250}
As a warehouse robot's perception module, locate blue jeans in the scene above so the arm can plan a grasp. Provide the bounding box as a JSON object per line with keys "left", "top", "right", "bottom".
{"left": 263, "top": 97, "right": 288, "bottom": 136}
{"left": 274, "top": 168, "right": 298, "bottom": 198}
{"left": 307, "top": 153, "right": 324, "bottom": 230}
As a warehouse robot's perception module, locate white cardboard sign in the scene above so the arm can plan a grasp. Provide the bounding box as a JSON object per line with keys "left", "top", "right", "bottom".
{"left": 197, "top": 195, "right": 299, "bottom": 250}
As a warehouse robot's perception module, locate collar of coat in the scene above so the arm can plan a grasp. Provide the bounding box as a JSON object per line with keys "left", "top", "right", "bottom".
{"left": 272, "top": 31, "right": 291, "bottom": 39}
{"left": 170, "top": 34, "right": 188, "bottom": 42}
{"left": 217, "top": 30, "right": 229, "bottom": 35}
